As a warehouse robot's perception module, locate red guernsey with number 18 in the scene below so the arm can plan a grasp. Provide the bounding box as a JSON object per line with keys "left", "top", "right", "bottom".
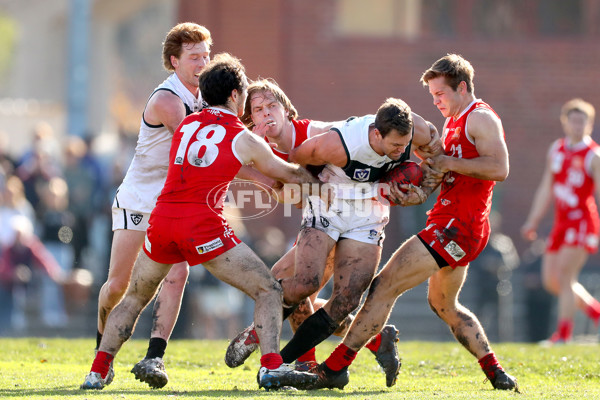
{"left": 153, "top": 107, "right": 246, "bottom": 217}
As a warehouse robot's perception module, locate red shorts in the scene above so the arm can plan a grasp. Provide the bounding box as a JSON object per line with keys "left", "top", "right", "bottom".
{"left": 547, "top": 218, "right": 599, "bottom": 253}
{"left": 144, "top": 212, "right": 241, "bottom": 265}
{"left": 417, "top": 216, "right": 489, "bottom": 269}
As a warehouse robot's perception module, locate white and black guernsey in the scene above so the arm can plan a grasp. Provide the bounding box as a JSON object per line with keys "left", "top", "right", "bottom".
{"left": 319, "top": 115, "right": 413, "bottom": 199}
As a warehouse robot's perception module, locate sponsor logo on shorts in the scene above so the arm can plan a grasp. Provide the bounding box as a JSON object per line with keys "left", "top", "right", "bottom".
{"left": 196, "top": 238, "right": 224, "bottom": 254}
{"left": 131, "top": 213, "right": 143, "bottom": 225}
{"left": 319, "top": 216, "right": 330, "bottom": 227}
{"left": 368, "top": 229, "right": 379, "bottom": 240}
{"left": 444, "top": 240, "right": 466, "bottom": 261}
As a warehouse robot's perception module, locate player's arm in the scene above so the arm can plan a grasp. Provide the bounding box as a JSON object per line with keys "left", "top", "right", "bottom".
{"left": 520, "top": 148, "right": 554, "bottom": 241}
{"left": 236, "top": 131, "right": 318, "bottom": 185}
{"left": 307, "top": 120, "right": 340, "bottom": 137}
{"left": 390, "top": 114, "right": 444, "bottom": 207}
{"left": 144, "top": 90, "right": 187, "bottom": 134}
{"left": 288, "top": 130, "right": 347, "bottom": 167}
{"left": 425, "top": 109, "right": 509, "bottom": 181}
{"left": 590, "top": 148, "right": 600, "bottom": 211}
{"left": 411, "top": 113, "right": 443, "bottom": 160}
{"left": 236, "top": 165, "right": 276, "bottom": 187}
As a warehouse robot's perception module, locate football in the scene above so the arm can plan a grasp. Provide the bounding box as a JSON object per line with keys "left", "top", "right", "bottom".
{"left": 379, "top": 161, "right": 424, "bottom": 205}
{"left": 380, "top": 160, "right": 424, "bottom": 188}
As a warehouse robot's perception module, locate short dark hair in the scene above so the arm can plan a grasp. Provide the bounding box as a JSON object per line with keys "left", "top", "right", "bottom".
{"left": 375, "top": 98, "right": 413, "bottom": 137}
{"left": 199, "top": 53, "right": 247, "bottom": 107}
{"left": 420, "top": 53, "right": 475, "bottom": 93}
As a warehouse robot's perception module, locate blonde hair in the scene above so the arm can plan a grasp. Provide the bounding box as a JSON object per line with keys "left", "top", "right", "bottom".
{"left": 241, "top": 78, "right": 298, "bottom": 129}
{"left": 560, "top": 98, "right": 595, "bottom": 126}
{"left": 421, "top": 53, "right": 475, "bottom": 93}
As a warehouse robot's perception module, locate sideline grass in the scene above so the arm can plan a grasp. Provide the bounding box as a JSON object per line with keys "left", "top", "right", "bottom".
{"left": 1, "top": 338, "right": 598, "bottom": 399}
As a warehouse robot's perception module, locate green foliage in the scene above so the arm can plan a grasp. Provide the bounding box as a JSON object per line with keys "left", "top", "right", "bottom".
{"left": 0, "top": 338, "right": 599, "bottom": 399}
{"left": 0, "top": 13, "right": 16, "bottom": 76}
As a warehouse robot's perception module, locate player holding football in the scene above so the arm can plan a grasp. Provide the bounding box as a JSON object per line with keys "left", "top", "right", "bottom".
{"left": 304, "top": 54, "right": 519, "bottom": 391}
{"left": 227, "top": 80, "right": 409, "bottom": 387}
{"left": 521, "top": 98, "right": 600, "bottom": 343}
{"left": 80, "top": 53, "right": 321, "bottom": 391}
{"left": 94, "top": 23, "right": 212, "bottom": 389}
{"left": 227, "top": 96, "right": 443, "bottom": 388}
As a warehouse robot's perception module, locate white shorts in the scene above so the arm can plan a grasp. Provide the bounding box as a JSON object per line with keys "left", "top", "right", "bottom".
{"left": 300, "top": 196, "right": 389, "bottom": 246}
{"left": 112, "top": 196, "right": 150, "bottom": 231}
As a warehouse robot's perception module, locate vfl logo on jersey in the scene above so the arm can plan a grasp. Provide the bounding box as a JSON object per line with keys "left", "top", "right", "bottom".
{"left": 353, "top": 168, "right": 371, "bottom": 181}
{"left": 444, "top": 240, "right": 466, "bottom": 261}
{"left": 196, "top": 238, "right": 224, "bottom": 254}
{"left": 130, "top": 213, "right": 143, "bottom": 225}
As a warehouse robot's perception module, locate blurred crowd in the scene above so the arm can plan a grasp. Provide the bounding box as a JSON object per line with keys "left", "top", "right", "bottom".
{"left": 0, "top": 121, "right": 287, "bottom": 338}
{"left": 0, "top": 121, "right": 597, "bottom": 343}
{"left": 0, "top": 121, "right": 136, "bottom": 335}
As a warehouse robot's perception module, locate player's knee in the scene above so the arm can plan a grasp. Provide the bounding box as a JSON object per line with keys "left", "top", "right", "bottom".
{"left": 164, "top": 264, "right": 189, "bottom": 288}
{"left": 103, "top": 278, "right": 129, "bottom": 304}
{"left": 287, "top": 275, "right": 321, "bottom": 304}
{"left": 542, "top": 275, "right": 559, "bottom": 294}
{"left": 257, "top": 276, "right": 283, "bottom": 300}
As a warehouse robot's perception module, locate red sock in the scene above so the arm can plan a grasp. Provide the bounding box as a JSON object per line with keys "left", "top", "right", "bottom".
{"left": 297, "top": 347, "right": 317, "bottom": 363}
{"left": 478, "top": 352, "right": 503, "bottom": 380}
{"left": 324, "top": 343, "right": 357, "bottom": 372}
{"left": 260, "top": 353, "right": 283, "bottom": 370}
{"left": 365, "top": 333, "right": 382, "bottom": 352}
{"left": 584, "top": 300, "right": 600, "bottom": 326}
{"left": 557, "top": 319, "right": 573, "bottom": 341}
{"left": 91, "top": 351, "right": 114, "bottom": 379}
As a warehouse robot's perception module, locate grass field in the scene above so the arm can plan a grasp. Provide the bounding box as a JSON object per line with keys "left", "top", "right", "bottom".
{"left": 1, "top": 338, "right": 599, "bottom": 399}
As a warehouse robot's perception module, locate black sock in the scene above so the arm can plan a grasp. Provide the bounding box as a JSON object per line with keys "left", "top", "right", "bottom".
{"left": 145, "top": 337, "right": 167, "bottom": 359}
{"left": 282, "top": 303, "right": 299, "bottom": 320}
{"left": 96, "top": 330, "right": 102, "bottom": 350}
{"left": 280, "top": 308, "right": 339, "bottom": 363}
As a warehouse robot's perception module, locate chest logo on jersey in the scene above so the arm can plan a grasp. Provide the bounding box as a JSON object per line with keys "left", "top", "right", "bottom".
{"left": 131, "top": 213, "right": 143, "bottom": 225}
{"left": 571, "top": 156, "right": 583, "bottom": 169}
{"left": 196, "top": 238, "right": 224, "bottom": 254}
{"left": 449, "top": 127, "right": 461, "bottom": 141}
{"left": 353, "top": 168, "right": 371, "bottom": 182}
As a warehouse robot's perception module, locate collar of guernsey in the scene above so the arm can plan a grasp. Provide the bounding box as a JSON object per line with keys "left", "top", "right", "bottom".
{"left": 167, "top": 73, "right": 202, "bottom": 112}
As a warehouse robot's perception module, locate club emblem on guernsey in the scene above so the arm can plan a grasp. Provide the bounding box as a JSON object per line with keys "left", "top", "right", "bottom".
{"left": 196, "top": 238, "right": 224, "bottom": 254}
{"left": 353, "top": 168, "right": 371, "bottom": 181}
{"left": 131, "top": 213, "right": 143, "bottom": 225}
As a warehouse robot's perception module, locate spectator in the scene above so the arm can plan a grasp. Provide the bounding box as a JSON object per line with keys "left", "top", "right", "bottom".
{"left": 0, "top": 215, "right": 63, "bottom": 334}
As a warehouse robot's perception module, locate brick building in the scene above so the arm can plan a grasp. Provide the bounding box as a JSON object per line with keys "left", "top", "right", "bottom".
{"left": 179, "top": 0, "right": 600, "bottom": 258}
